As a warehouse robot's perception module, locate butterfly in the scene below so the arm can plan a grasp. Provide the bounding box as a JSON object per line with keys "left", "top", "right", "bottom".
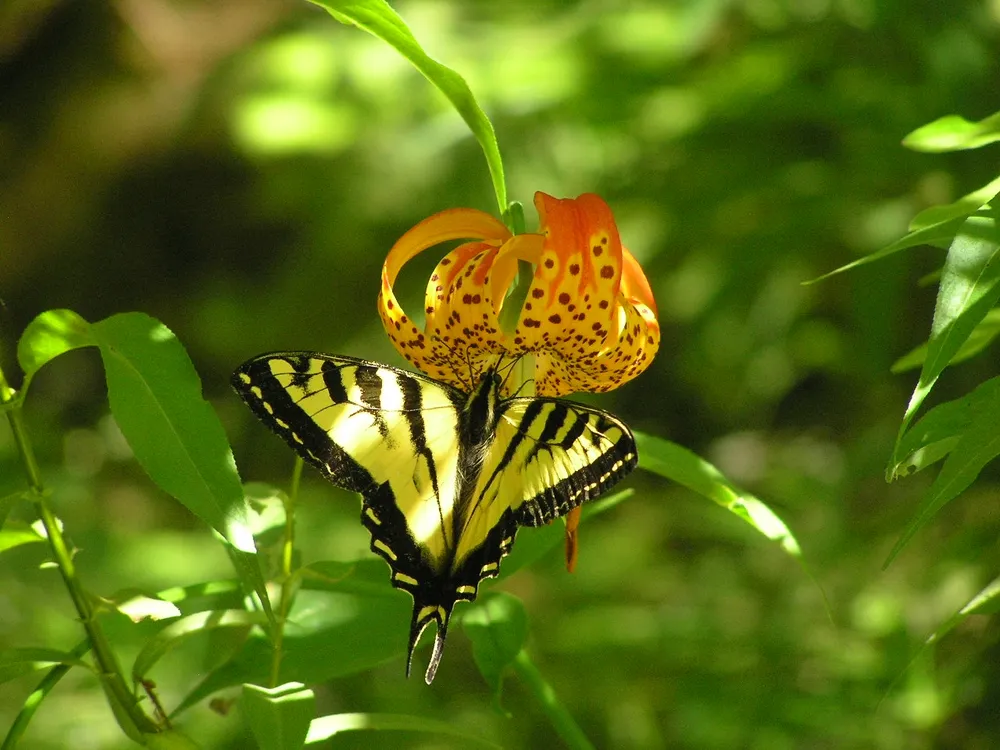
{"left": 232, "top": 352, "right": 637, "bottom": 683}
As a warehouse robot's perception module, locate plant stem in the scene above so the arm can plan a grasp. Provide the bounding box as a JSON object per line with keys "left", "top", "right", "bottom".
{"left": 0, "top": 369, "right": 157, "bottom": 739}
{"left": 269, "top": 457, "right": 304, "bottom": 687}
{"left": 512, "top": 649, "right": 595, "bottom": 750}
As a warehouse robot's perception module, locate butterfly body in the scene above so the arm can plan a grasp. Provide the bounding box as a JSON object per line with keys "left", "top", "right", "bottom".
{"left": 232, "top": 353, "right": 637, "bottom": 683}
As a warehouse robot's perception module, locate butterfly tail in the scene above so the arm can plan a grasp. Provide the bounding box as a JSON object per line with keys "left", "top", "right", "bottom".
{"left": 406, "top": 602, "right": 453, "bottom": 685}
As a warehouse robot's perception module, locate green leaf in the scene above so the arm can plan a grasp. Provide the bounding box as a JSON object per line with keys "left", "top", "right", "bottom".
{"left": 243, "top": 682, "right": 315, "bottom": 750}
{"left": 634, "top": 432, "right": 801, "bottom": 557}
{"left": 892, "top": 217, "right": 1000, "bottom": 468}
{"left": 891, "top": 308, "right": 1000, "bottom": 373}
{"left": 305, "top": 713, "right": 502, "bottom": 748}
{"left": 462, "top": 593, "right": 528, "bottom": 699}
{"left": 909, "top": 175, "right": 1000, "bottom": 232}
{"left": 903, "top": 110, "right": 1000, "bottom": 152}
{"left": 1, "top": 640, "right": 91, "bottom": 748}
{"left": 0, "top": 520, "right": 45, "bottom": 555}
{"left": 131, "top": 609, "right": 262, "bottom": 682}
{"left": 308, "top": 0, "right": 506, "bottom": 214}
{"left": 173, "top": 565, "right": 411, "bottom": 715}
{"left": 889, "top": 376, "right": 1000, "bottom": 479}
{"left": 89, "top": 312, "right": 274, "bottom": 625}
{"left": 144, "top": 730, "right": 203, "bottom": 750}
{"left": 15, "top": 309, "right": 95, "bottom": 395}
{"left": 105, "top": 591, "right": 184, "bottom": 623}
{"left": 0, "top": 647, "right": 93, "bottom": 684}
{"left": 804, "top": 216, "right": 965, "bottom": 284}
{"left": 886, "top": 380, "right": 1000, "bottom": 566}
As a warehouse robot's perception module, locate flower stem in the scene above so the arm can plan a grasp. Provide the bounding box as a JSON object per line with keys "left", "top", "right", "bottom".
{"left": 269, "top": 457, "right": 304, "bottom": 687}
{"left": 0, "top": 367, "right": 157, "bottom": 740}
{"left": 512, "top": 649, "right": 595, "bottom": 750}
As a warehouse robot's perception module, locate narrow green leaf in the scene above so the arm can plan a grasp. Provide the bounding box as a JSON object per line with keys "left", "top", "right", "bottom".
{"left": 15, "top": 309, "right": 95, "bottom": 394}
{"left": 903, "top": 110, "right": 1000, "bottom": 152}
{"left": 891, "top": 308, "right": 1000, "bottom": 373}
{"left": 635, "top": 432, "right": 801, "bottom": 557}
{"left": 0, "top": 520, "right": 45, "bottom": 554}
{"left": 0, "top": 648, "right": 92, "bottom": 684}
{"left": 909, "top": 176, "right": 1000, "bottom": 232}
{"left": 131, "top": 609, "right": 262, "bottom": 682}
{"left": 1, "top": 640, "right": 91, "bottom": 749}
{"left": 89, "top": 312, "right": 274, "bottom": 625}
{"left": 804, "top": 217, "right": 964, "bottom": 284}
{"left": 462, "top": 593, "right": 528, "bottom": 699}
{"left": 886, "top": 383, "right": 1000, "bottom": 566}
{"left": 305, "top": 713, "right": 502, "bottom": 748}
{"left": 106, "top": 591, "right": 183, "bottom": 623}
{"left": 309, "top": 0, "right": 507, "bottom": 214}
{"left": 243, "top": 682, "right": 315, "bottom": 750}
{"left": 889, "top": 376, "right": 1000, "bottom": 479}
{"left": 893, "top": 217, "right": 1000, "bottom": 466}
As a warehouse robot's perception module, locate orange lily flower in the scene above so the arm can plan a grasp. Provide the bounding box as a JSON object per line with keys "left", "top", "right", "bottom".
{"left": 378, "top": 191, "right": 659, "bottom": 397}
{"left": 378, "top": 192, "right": 659, "bottom": 573}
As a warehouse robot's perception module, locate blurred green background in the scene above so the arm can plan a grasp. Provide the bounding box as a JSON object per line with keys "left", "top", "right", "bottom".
{"left": 3, "top": 0, "right": 1000, "bottom": 747}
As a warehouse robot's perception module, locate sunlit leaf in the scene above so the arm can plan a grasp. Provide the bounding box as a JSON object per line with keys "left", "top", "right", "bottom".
{"left": 89, "top": 312, "right": 274, "bottom": 626}
{"left": 15, "top": 309, "right": 94, "bottom": 393}
{"left": 892, "top": 217, "right": 1000, "bottom": 469}
{"left": 243, "top": 682, "right": 315, "bottom": 750}
{"left": 903, "top": 111, "right": 1000, "bottom": 152}
{"left": 891, "top": 308, "right": 1000, "bottom": 373}
{"left": 305, "top": 712, "right": 501, "bottom": 748}
{"left": 886, "top": 381, "right": 1000, "bottom": 566}
{"left": 308, "top": 0, "right": 507, "bottom": 214}
{"left": 131, "top": 609, "right": 262, "bottom": 682}
{"left": 890, "top": 376, "right": 1000, "bottom": 479}
{"left": 909, "top": 176, "right": 1000, "bottom": 232}
{"left": 106, "top": 591, "right": 183, "bottom": 623}
{"left": 462, "top": 592, "right": 527, "bottom": 700}
{"left": 635, "top": 432, "right": 801, "bottom": 557}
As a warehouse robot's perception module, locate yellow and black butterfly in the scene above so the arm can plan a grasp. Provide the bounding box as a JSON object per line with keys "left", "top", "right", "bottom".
{"left": 232, "top": 353, "right": 637, "bottom": 683}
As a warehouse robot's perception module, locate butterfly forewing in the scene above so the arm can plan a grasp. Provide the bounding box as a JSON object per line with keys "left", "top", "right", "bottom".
{"left": 232, "top": 353, "right": 464, "bottom": 568}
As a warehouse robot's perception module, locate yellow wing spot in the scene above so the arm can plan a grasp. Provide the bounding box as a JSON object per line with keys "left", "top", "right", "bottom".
{"left": 456, "top": 585, "right": 476, "bottom": 595}
{"left": 250, "top": 385, "right": 263, "bottom": 399}
{"left": 480, "top": 562, "right": 499, "bottom": 575}
{"left": 373, "top": 539, "right": 397, "bottom": 560}
{"left": 274, "top": 418, "right": 289, "bottom": 430}
{"left": 262, "top": 401, "right": 274, "bottom": 414}
{"left": 238, "top": 373, "right": 251, "bottom": 385}
{"left": 291, "top": 432, "right": 304, "bottom": 444}
{"left": 395, "top": 572, "right": 420, "bottom": 587}
{"left": 365, "top": 508, "right": 382, "bottom": 526}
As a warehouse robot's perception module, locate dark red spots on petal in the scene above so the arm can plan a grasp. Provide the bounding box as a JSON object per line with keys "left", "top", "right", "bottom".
{"left": 593, "top": 245, "right": 603, "bottom": 256}
{"left": 544, "top": 258, "right": 555, "bottom": 269}
{"left": 600, "top": 266, "right": 614, "bottom": 279}
{"left": 569, "top": 264, "right": 580, "bottom": 275}
{"left": 592, "top": 322, "right": 602, "bottom": 331}
{"left": 387, "top": 300, "right": 394, "bottom": 309}
{"left": 440, "top": 258, "right": 451, "bottom": 265}
{"left": 525, "top": 303, "right": 532, "bottom": 310}
{"left": 548, "top": 314, "right": 561, "bottom": 324}
{"left": 532, "top": 288, "right": 544, "bottom": 299}
{"left": 523, "top": 318, "right": 541, "bottom": 328}
{"left": 472, "top": 294, "right": 481, "bottom": 304}
{"left": 599, "top": 300, "right": 609, "bottom": 309}
{"left": 426, "top": 306, "right": 434, "bottom": 314}
{"left": 462, "top": 294, "right": 472, "bottom": 304}
{"left": 558, "top": 292, "right": 571, "bottom": 304}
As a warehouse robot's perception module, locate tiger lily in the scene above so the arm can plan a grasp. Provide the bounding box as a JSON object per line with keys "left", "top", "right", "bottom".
{"left": 377, "top": 191, "right": 660, "bottom": 569}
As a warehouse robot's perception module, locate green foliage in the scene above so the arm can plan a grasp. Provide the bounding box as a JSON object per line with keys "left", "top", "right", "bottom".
{"left": 3, "top": 0, "right": 1000, "bottom": 748}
